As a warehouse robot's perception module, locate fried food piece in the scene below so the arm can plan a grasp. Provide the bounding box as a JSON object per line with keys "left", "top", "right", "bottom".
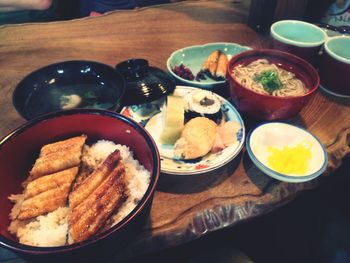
{"left": 68, "top": 161, "right": 127, "bottom": 243}
{"left": 174, "top": 117, "right": 217, "bottom": 159}
{"left": 69, "top": 150, "right": 121, "bottom": 209}
{"left": 216, "top": 52, "right": 228, "bottom": 80}
{"left": 28, "top": 135, "right": 86, "bottom": 180}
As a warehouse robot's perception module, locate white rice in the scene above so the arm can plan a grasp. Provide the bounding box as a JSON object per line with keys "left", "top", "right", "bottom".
{"left": 9, "top": 140, "right": 151, "bottom": 246}
{"left": 9, "top": 207, "right": 69, "bottom": 247}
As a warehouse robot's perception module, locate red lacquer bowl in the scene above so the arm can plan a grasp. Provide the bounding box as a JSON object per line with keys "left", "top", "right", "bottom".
{"left": 227, "top": 49, "right": 320, "bottom": 120}
{"left": 0, "top": 109, "right": 160, "bottom": 261}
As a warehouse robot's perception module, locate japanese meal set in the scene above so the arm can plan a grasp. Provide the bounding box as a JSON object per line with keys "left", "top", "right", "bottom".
{"left": 1, "top": 36, "right": 329, "bottom": 255}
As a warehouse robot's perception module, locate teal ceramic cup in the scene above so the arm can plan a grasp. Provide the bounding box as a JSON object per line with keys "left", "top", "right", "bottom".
{"left": 319, "top": 36, "right": 350, "bottom": 97}
{"left": 270, "top": 20, "right": 327, "bottom": 65}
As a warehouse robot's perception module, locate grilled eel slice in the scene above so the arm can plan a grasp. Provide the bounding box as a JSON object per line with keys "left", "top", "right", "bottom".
{"left": 27, "top": 135, "right": 87, "bottom": 182}
{"left": 11, "top": 135, "right": 86, "bottom": 220}
{"left": 69, "top": 149, "right": 122, "bottom": 209}
{"left": 14, "top": 167, "right": 79, "bottom": 220}
{"left": 68, "top": 150, "right": 127, "bottom": 243}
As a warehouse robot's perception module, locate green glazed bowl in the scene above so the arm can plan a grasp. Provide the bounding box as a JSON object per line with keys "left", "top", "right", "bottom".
{"left": 166, "top": 42, "right": 251, "bottom": 89}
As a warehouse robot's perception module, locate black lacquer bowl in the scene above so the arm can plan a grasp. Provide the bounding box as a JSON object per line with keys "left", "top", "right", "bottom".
{"left": 13, "top": 61, "right": 126, "bottom": 120}
{"left": 0, "top": 109, "right": 160, "bottom": 262}
{"left": 116, "top": 59, "right": 175, "bottom": 105}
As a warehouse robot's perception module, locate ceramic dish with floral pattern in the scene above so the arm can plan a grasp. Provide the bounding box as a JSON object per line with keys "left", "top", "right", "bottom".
{"left": 121, "top": 86, "right": 245, "bottom": 175}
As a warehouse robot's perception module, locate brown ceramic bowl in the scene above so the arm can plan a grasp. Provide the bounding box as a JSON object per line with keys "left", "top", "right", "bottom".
{"left": 0, "top": 109, "right": 160, "bottom": 262}
{"left": 227, "top": 49, "right": 320, "bottom": 120}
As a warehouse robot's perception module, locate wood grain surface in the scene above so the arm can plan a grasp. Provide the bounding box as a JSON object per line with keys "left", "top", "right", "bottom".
{"left": 0, "top": 1, "right": 349, "bottom": 260}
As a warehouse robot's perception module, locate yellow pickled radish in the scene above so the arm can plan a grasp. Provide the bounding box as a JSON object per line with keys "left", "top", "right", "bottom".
{"left": 159, "top": 95, "right": 184, "bottom": 145}
{"left": 267, "top": 142, "right": 312, "bottom": 176}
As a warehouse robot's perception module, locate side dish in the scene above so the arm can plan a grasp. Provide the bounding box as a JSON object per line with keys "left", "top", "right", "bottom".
{"left": 196, "top": 49, "right": 228, "bottom": 81}
{"left": 8, "top": 136, "right": 150, "bottom": 247}
{"left": 172, "top": 50, "right": 229, "bottom": 82}
{"left": 267, "top": 142, "right": 312, "bottom": 175}
{"left": 153, "top": 89, "right": 242, "bottom": 160}
{"left": 231, "top": 59, "right": 308, "bottom": 97}
{"left": 172, "top": 64, "right": 195, "bottom": 81}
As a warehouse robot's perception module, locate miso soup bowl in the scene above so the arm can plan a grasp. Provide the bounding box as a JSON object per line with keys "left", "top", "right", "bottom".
{"left": 227, "top": 49, "right": 320, "bottom": 120}
{"left": 13, "top": 60, "right": 126, "bottom": 121}
{"left": 0, "top": 109, "right": 160, "bottom": 262}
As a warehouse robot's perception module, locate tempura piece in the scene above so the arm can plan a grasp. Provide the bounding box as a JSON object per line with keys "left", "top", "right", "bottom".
{"left": 68, "top": 161, "right": 127, "bottom": 243}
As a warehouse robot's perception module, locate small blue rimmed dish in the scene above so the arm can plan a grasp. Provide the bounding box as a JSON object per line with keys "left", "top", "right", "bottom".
{"left": 167, "top": 42, "right": 251, "bottom": 89}
{"left": 246, "top": 122, "right": 327, "bottom": 183}
{"left": 13, "top": 60, "right": 126, "bottom": 120}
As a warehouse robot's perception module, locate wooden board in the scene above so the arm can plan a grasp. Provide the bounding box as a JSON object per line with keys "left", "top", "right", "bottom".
{"left": 0, "top": 1, "right": 349, "bottom": 259}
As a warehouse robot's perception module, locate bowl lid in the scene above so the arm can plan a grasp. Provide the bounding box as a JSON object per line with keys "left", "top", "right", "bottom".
{"left": 116, "top": 59, "right": 175, "bottom": 105}
{"left": 246, "top": 122, "right": 328, "bottom": 183}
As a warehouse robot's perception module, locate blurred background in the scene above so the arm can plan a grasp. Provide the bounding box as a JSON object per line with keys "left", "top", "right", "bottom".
{"left": 1, "top": 0, "right": 349, "bottom": 31}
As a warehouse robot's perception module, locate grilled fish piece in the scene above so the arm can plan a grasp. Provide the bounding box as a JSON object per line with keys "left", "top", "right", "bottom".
{"left": 15, "top": 166, "right": 79, "bottom": 220}
{"left": 202, "top": 50, "right": 220, "bottom": 77}
{"left": 69, "top": 150, "right": 121, "bottom": 209}
{"left": 18, "top": 183, "right": 72, "bottom": 220}
{"left": 24, "top": 167, "right": 79, "bottom": 199}
{"left": 68, "top": 161, "right": 127, "bottom": 243}
{"left": 215, "top": 52, "right": 228, "bottom": 80}
{"left": 40, "top": 135, "right": 87, "bottom": 156}
{"left": 28, "top": 135, "right": 86, "bottom": 180}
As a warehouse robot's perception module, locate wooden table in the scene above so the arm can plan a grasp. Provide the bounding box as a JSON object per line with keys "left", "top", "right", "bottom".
{"left": 0, "top": 1, "right": 349, "bottom": 261}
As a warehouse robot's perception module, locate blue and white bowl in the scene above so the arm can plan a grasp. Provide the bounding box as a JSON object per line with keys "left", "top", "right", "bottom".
{"left": 167, "top": 42, "right": 251, "bottom": 89}
{"left": 246, "top": 122, "right": 328, "bottom": 183}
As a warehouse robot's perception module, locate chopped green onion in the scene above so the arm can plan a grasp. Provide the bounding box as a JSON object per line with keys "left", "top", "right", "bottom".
{"left": 254, "top": 70, "right": 282, "bottom": 93}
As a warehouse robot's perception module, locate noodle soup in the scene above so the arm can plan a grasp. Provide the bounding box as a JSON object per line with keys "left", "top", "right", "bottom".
{"left": 227, "top": 49, "right": 320, "bottom": 120}
{"left": 231, "top": 59, "right": 308, "bottom": 97}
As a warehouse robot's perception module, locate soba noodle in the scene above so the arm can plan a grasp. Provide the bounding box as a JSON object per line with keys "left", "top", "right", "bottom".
{"left": 231, "top": 59, "right": 308, "bottom": 97}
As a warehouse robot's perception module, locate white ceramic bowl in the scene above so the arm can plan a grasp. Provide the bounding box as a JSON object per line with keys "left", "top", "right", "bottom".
{"left": 246, "top": 122, "right": 327, "bottom": 183}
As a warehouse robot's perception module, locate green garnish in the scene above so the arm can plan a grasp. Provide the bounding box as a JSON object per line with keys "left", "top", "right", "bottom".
{"left": 254, "top": 70, "right": 283, "bottom": 93}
